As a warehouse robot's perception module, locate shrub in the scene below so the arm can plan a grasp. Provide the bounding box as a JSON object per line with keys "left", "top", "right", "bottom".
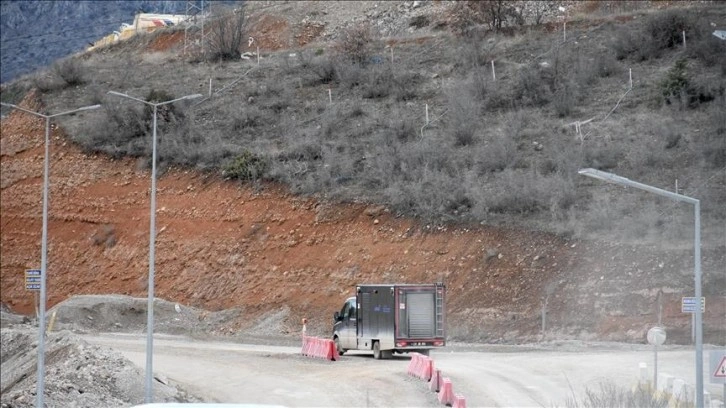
{"left": 335, "top": 23, "right": 377, "bottom": 65}
{"left": 409, "top": 15, "right": 430, "bottom": 28}
{"left": 700, "top": 101, "right": 726, "bottom": 167}
{"left": 593, "top": 51, "right": 621, "bottom": 78}
{"left": 335, "top": 61, "right": 366, "bottom": 89}
{"left": 553, "top": 79, "right": 579, "bottom": 117}
{"left": 645, "top": 10, "right": 694, "bottom": 52}
{"left": 222, "top": 150, "right": 267, "bottom": 181}
{"left": 612, "top": 9, "right": 695, "bottom": 61}
{"left": 445, "top": 79, "right": 481, "bottom": 146}
{"left": 476, "top": 169, "right": 575, "bottom": 215}
{"left": 308, "top": 56, "right": 337, "bottom": 84}
{"left": 660, "top": 58, "right": 689, "bottom": 105}
{"left": 513, "top": 63, "right": 550, "bottom": 107}
{"left": 566, "top": 381, "right": 669, "bottom": 408}
{"left": 689, "top": 31, "right": 726, "bottom": 68}
{"left": 206, "top": 8, "right": 246, "bottom": 61}
{"left": 52, "top": 58, "right": 85, "bottom": 87}
{"left": 584, "top": 143, "right": 623, "bottom": 170}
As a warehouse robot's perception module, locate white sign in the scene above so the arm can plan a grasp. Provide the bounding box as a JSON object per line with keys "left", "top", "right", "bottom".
{"left": 647, "top": 326, "right": 666, "bottom": 346}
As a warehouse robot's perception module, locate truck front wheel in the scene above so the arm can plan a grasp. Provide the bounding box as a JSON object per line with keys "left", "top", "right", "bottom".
{"left": 373, "top": 341, "right": 382, "bottom": 359}
{"left": 334, "top": 337, "right": 345, "bottom": 356}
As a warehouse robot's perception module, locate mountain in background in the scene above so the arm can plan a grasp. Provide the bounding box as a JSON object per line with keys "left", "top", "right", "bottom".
{"left": 0, "top": 1, "right": 194, "bottom": 83}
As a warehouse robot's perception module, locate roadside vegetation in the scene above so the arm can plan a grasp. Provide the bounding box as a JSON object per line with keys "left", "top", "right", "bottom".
{"left": 4, "top": 1, "right": 724, "bottom": 243}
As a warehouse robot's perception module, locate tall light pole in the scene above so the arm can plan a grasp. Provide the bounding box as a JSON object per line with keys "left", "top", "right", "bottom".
{"left": 1, "top": 101, "right": 101, "bottom": 408}
{"left": 106, "top": 90, "right": 201, "bottom": 403}
{"left": 578, "top": 168, "right": 704, "bottom": 408}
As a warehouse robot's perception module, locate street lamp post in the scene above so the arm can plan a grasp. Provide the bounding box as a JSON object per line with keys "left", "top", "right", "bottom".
{"left": 578, "top": 168, "right": 704, "bottom": 408}
{"left": 1, "top": 102, "right": 101, "bottom": 408}
{"left": 106, "top": 91, "right": 201, "bottom": 403}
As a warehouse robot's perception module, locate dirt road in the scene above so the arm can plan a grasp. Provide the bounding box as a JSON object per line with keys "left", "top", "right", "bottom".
{"left": 83, "top": 333, "right": 722, "bottom": 407}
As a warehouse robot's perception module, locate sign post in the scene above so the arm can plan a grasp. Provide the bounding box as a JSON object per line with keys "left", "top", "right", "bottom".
{"left": 647, "top": 326, "right": 667, "bottom": 390}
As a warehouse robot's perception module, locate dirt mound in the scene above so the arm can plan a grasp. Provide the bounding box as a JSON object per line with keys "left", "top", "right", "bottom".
{"left": 0, "top": 316, "right": 201, "bottom": 408}
{"left": 47, "top": 295, "right": 238, "bottom": 337}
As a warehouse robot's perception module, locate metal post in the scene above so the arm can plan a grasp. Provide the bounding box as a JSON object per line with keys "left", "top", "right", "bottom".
{"left": 145, "top": 104, "right": 158, "bottom": 404}
{"left": 654, "top": 344, "right": 658, "bottom": 391}
{"left": 694, "top": 200, "right": 703, "bottom": 408}
{"left": 36, "top": 116, "right": 51, "bottom": 408}
{"left": 577, "top": 168, "right": 704, "bottom": 408}
{"left": 106, "top": 91, "right": 200, "bottom": 405}
{"left": 1, "top": 101, "right": 100, "bottom": 408}
{"left": 491, "top": 60, "right": 496, "bottom": 81}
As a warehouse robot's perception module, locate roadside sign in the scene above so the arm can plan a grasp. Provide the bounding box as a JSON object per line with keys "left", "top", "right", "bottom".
{"left": 647, "top": 326, "right": 666, "bottom": 346}
{"left": 25, "top": 269, "right": 41, "bottom": 291}
{"left": 711, "top": 351, "right": 726, "bottom": 384}
{"left": 681, "top": 297, "right": 705, "bottom": 313}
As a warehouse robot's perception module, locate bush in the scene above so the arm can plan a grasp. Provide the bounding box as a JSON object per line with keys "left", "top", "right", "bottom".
{"left": 661, "top": 58, "right": 689, "bottom": 101}
{"left": 52, "top": 58, "right": 85, "bottom": 87}
{"left": 222, "top": 150, "right": 267, "bottom": 181}
{"left": 308, "top": 56, "right": 337, "bottom": 84}
{"left": 689, "top": 32, "right": 726, "bottom": 69}
{"left": 335, "top": 23, "right": 377, "bottom": 65}
{"left": 553, "top": 79, "right": 579, "bottom": 117}
{"left": 645, "top": 10, "right": 694, "bottom": 51}
{"left": 513, "top": 63, "right": 550, "bottom": 107}
{"left": 409, "top": 15, "right": 430, "bottom": 28}
{"left": 476, "top": 169, "right": 575, "bottom": 215}
{"left": 207, "top": 8, "right": 246, "bottom": 61}
{"left": 612, "top": 9, "right": 695, "bottom": 61}
{"left": 566, "top": 381, "right": 669, "bottom": 408}
{"left": 700, "top": 101, "right": 726, "bottom": 167}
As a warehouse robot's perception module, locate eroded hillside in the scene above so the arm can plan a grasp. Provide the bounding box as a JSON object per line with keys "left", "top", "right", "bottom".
{"left": 1, "top": 1, "right": 725, "bottom": 345}
{"left": 2, "top": 90, "right": 724, "bottom": 343}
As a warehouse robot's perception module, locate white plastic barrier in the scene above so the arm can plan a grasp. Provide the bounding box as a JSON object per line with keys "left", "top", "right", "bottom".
{"left": 671, "top": 378, "right": 693, "bottom": 404}
{"left": 657, "top": 373, "right": 674, "bottom": 394}
{"left": 639, "top": 362, "right": 649, "bottom": 385}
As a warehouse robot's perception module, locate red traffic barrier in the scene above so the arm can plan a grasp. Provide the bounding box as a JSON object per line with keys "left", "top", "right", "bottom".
{"left": 429, "top": 369, "right": 441, "bottom": 392}
{"left": 301, "top": 335, "right": 337, "bottom": 361}
{"left": 452, "top": 394, "right": 466, "bottom": 408}
{"left": 407, "top": 353, "right": 434, "bottom": 381}
{"left": 438, "top": 378, "right": 454, "bottom": 406}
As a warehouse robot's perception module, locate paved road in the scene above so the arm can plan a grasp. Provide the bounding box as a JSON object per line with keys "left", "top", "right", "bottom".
{"left": 83, "top": 333, "right": 724, "bottom": 407}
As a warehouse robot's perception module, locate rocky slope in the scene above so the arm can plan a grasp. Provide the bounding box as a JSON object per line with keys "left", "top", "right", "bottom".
{"left": 1, "top": 90, "right": 724, "bottom": 345}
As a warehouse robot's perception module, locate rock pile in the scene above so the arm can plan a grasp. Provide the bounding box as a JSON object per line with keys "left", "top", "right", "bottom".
{"left": 0, "top": 318, "right": 201, "bottom": 408}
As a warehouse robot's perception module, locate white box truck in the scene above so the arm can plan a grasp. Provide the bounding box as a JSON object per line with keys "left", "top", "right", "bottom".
{"left": 332, "top": 283, "right": 446, "bottom": 359}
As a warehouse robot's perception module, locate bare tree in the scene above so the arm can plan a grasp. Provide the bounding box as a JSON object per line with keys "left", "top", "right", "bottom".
{"left": 207, "top": 6, "right": 246, "bottom": 61}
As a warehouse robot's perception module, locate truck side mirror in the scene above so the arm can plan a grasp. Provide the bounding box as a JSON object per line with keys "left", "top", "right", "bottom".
{"left": 333, "top": 311, "right": 340, "bottom": 321}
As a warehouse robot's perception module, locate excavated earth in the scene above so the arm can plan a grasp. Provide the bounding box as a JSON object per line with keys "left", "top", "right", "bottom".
{"left": 1, "top": 2, "right": 725, "bottom": 407}
{"left": 2, "top": 90, "right": 724, "bottom": 346}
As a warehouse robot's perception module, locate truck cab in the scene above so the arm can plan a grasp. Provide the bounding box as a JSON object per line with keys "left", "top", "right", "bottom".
{"left": 332, "top": 297, "right": 357, "bottom": 353}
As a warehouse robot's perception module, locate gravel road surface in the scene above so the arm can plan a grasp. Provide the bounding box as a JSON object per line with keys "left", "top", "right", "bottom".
{"left": 83, "top": 333, "right": 724, "bottom": 407}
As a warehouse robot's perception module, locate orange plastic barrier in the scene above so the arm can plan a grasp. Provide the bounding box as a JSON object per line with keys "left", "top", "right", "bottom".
{"left": 429, "top": 368, "right": 442, "bottom": 392}
{"left": 452, "top": 394, "right": 466, "bottom": 408}
{"left": 437, "top": 378, "right": 454, "bottom": 406}
{"left": 301, "top": 335, "right": 337, "bottom": 361}
{"left": 407, "top": 352, "right": 433, "bottom": 381}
